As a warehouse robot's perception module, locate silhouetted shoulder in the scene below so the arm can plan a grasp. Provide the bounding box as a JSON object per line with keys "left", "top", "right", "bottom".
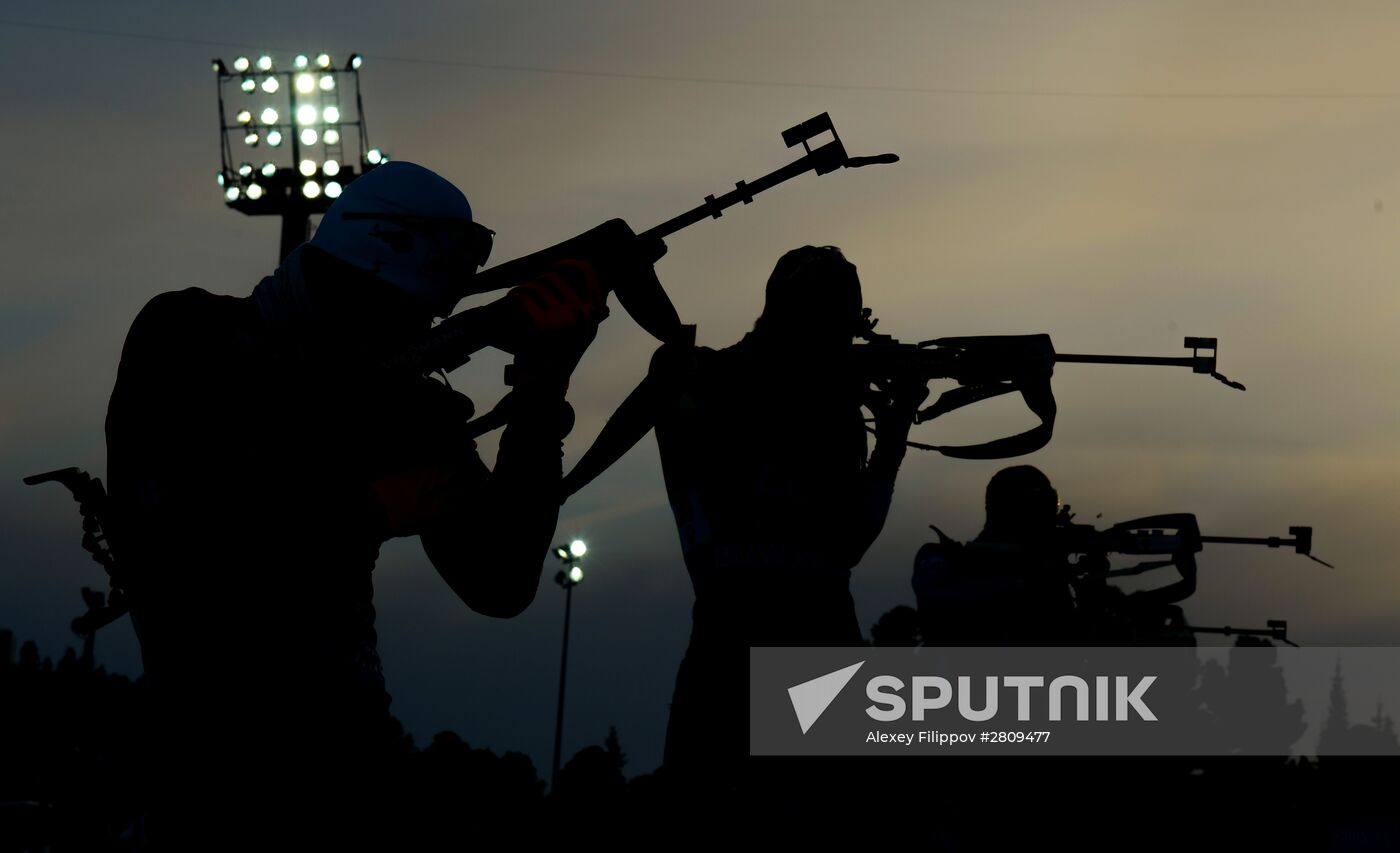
{"left": 119, "top": 288, "right": 251, "bottom": 366}
{"left": 109, "top": 288, "right": 257, "bottom": 426}
{"left": 130, "top": 287, "right": 241, "bottom": 335}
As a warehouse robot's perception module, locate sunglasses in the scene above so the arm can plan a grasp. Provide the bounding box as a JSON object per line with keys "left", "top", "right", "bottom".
{"left": 341, "top": 212, "right": 496, "bottom": 268}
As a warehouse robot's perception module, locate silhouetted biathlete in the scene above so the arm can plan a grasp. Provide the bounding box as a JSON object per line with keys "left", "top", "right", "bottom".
{"left": 565, "top": 246, "right": 926, "bottom": 795}
{"left": 913, "top": 465, "right": 1202, "bottom": 647}
{"left": 104, "top": 161, "right": 662, "bottom": 846}
{"left": 913, "top": 465, "right": 1079, "bottom": 646}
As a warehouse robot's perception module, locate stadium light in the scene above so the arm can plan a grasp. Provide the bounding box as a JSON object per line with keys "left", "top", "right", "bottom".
{"left": 210, "top": 49, "right": 385, "bottom": 261}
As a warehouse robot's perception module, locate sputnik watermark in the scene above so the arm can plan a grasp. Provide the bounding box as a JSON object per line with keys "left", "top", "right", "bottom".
{"left": 787, "top": 664, "right": 1156, "bottom": 734}
{"left": 864, "top": 674, "right": 1157, "bottom": 723}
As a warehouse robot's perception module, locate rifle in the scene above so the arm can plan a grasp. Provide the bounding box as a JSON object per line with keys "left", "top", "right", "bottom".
{"left": 1137, "top": 609, "right": 1297, "bottom": 647}
{"left": 856, "top": 311, "right": 1245, "bottom": 459}
{"left": 21, "top": 467, "right": 130, "bottom": 638}
{"left": 380, "top": 112, "right": 898, "bottom": 381}
{"left": 1052, "top": 511, "right": 1333, "bottom": 575}
{"left": 1054, "top": 511, "right": 1326, "bottom": 646}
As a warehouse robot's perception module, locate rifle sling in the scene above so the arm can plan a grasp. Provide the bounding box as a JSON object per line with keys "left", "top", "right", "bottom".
{"left": 907, "top": 375, "right": 1058, "bottom": 460}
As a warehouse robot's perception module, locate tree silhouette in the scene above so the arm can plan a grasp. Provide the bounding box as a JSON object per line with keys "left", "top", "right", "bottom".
{"left": 1199, "top": 637, "right": 1306, "bottom": 756}
{"left": 1317, "top": 657, "right": 1400, "bottom": 756}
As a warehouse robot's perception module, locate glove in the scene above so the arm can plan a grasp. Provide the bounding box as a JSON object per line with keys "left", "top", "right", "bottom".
{"left": 505, "top": 258, "right": 610, "bottom": 337}
{"left": 370, "top": 463, "right": 462, "bottom": 539}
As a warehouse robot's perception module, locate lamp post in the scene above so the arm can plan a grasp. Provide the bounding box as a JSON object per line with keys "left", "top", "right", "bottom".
{"left": 551, "top": 538, "right": 587, "bottom": 792}
{"left": 209, "top": 51, "right": 388, "bottom": 262}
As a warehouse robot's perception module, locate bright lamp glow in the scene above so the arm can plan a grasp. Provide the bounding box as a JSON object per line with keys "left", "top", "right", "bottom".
{"left": 266, "top": 130, "right": 283, "bottom": 147}
{"left": 295, "top": 73, "right": 315, "bottom": 94}
{"left": 296, "top": 105, "right": 318, "bottom": 125}
{"left": 322, "top": 159, "right": 340, "bottom": 176}
{"left": 300, "top": 128, "right": 318, "bottom": 146}
{"left": 256, "top": 55, "right": 273, "bottom": 72}
{"left": 260, "top": 108, "right": 278, "bottom": 125}
{"left": 238, "top": 162, "right": 253, "bottom": 178}
{"left": 569, "top": 540, "right": 587, "bottom": 558}
{"left": 319, "top": 74, "right": 335, "bottom": 92}
{"left": 350, "top": 54, "right": 363, "bottom": 70}
{"left": 233, "top": 56, "right": 250, "bottom": 73}
{"left": 299, "top": 159, "right": 318, "bottom": 177}
{"left": 322, "top": 128, "right": 340, "bottom": 145}
{"left": 316, "top": 53, "right": 332, "bottom": 69}
{"left": 261, "top": 162, "right": 276, "bottom": 178}
{"left": 246, "top": 183, "right": 264, "bottom": 200}
{"left": 366, "top": 148, "right": 383, "bottom": 165}
{"left": 294, "top": 54, "right": 309, "bottom": 70}
{"left": 236, "top": 109, "right": 252, "bottom": 125}
{"left": 261, "top": 76, "right": 279, "bottom": 94}
{"left": 324, "top": 180, "right": 342, "bottom": 198}
{"left": 244, "top": 131, "right": 260, "bottom": 146}
{"left": 224, "top": 186, "right": 240, "bottom": 202}
{"left": 302, "top": 180, "right": 321, "bottom": 199}
{"left": 240, "top": 77, "right": 256, "bottom": 93}
{"left": 568, "top": 566, "right": 585, "bottom": 584}
{"left": 216, "top": 171, "right": 226, "bottom": 187}
{"left": 322, "top": 106, "right": 340, "bottom": 124}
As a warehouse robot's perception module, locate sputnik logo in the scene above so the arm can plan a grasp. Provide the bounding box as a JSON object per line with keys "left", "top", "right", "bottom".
{"left": 787, "top": 661, "right": 865, "bottom": 734}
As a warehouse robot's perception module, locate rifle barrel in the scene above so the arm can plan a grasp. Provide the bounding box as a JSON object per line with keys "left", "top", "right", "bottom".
{"left": 1190, "top": 625, "right": 1286, "bottom": 639}
{"left": 1199, "top": 535, "right": 1287, "bottom": 547}
{"left": 1055, "top": 354, "right": 1198, "bottom": 368}
{"left": 638, "top": 141, "right": 846, "bottom": 241}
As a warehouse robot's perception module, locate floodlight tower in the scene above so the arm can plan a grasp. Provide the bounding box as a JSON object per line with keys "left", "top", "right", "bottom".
{"left": 210, "top": 52, "right": 389, "bottom": 262}
{"left": 551, "top": 539, "right": 587, "bottom": 791}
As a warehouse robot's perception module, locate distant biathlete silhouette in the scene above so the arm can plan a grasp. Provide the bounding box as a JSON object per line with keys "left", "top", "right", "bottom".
{"left": 913, "top": 465, "right": 1080, "bottom": 647}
